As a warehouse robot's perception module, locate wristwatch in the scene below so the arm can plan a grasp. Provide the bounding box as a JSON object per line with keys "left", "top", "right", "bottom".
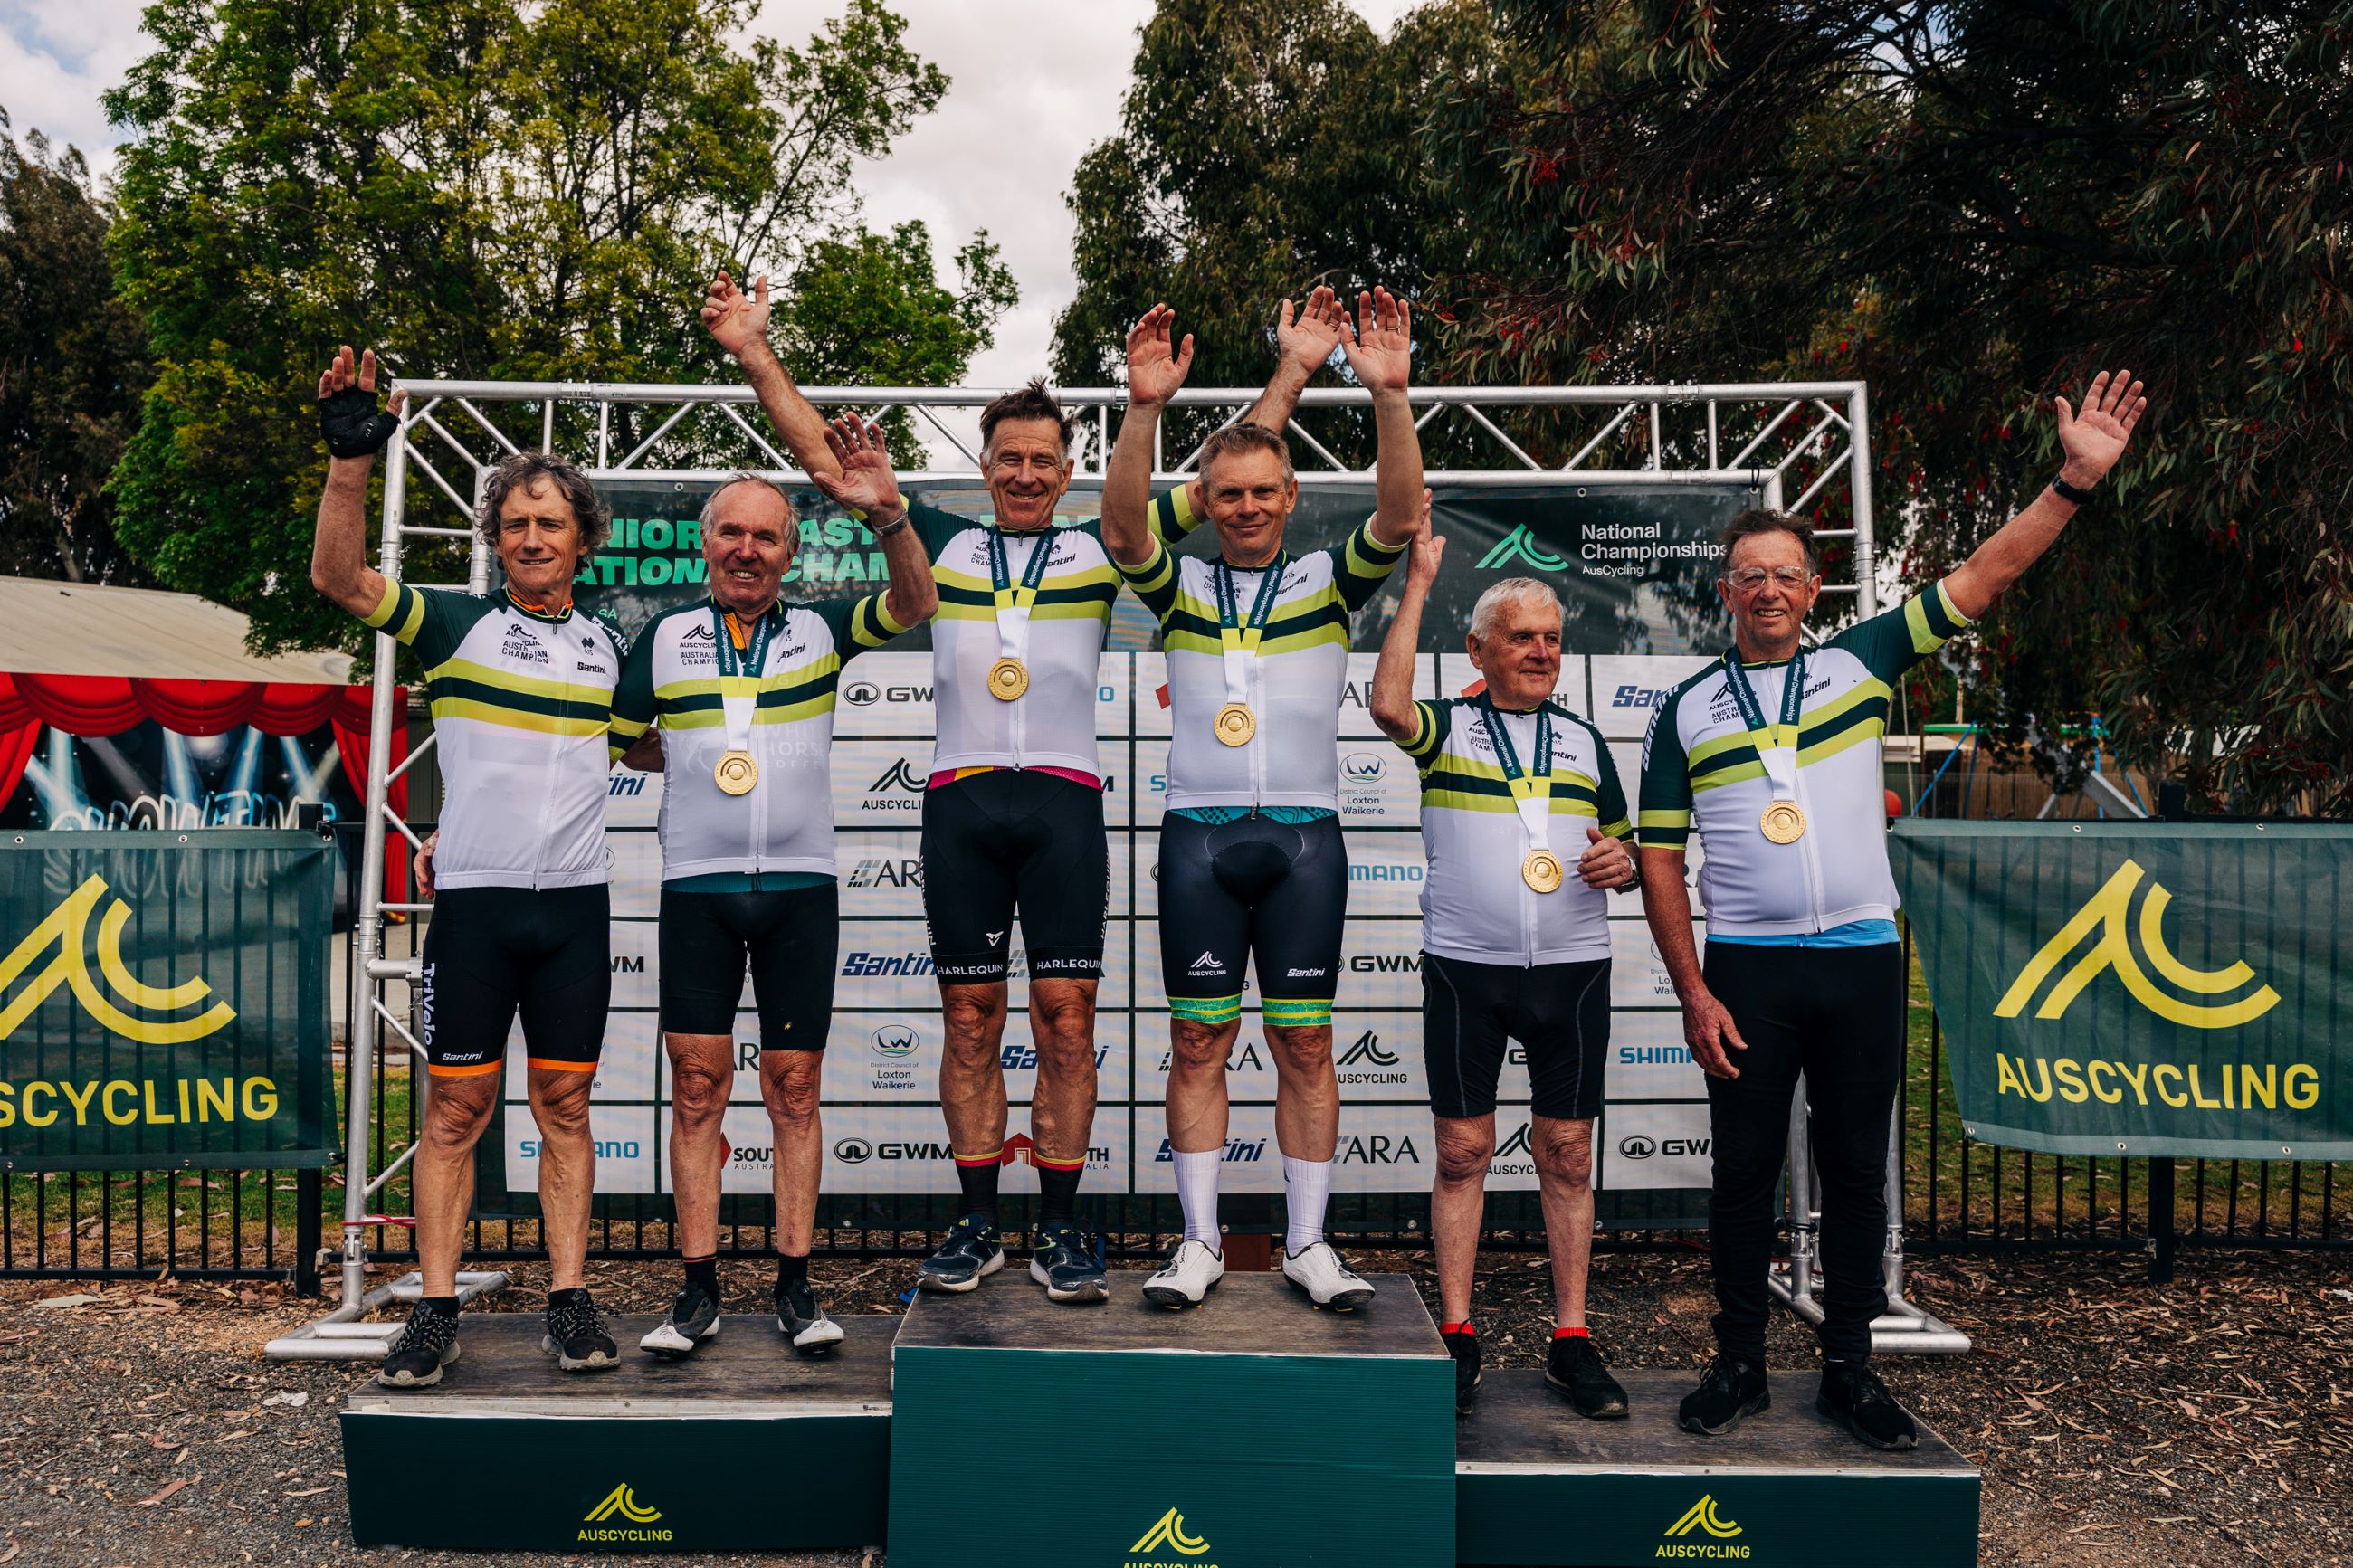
{"left": 2051, "top": 473, "right": 2098, "bottom": 506}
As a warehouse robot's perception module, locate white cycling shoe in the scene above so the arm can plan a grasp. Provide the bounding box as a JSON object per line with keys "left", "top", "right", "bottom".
{"left": 1281, "top": 1241, "right": 1375, "bottom": 1308}
{"left": 1140, "top": 1238, "right": 1225, "bottom": 1309}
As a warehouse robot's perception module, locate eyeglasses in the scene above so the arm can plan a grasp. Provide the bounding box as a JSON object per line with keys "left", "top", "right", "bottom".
{"left": 1724, "top": 565, "right": 1815, "bottom": 591}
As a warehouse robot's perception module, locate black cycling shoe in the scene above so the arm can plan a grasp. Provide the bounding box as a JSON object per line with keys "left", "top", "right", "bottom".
{"left": 1545, "top": 1334, "right": 1629, "bottom": 1420}
{"left": 917, "top": 1213, "right": 1005, "bottom": 1293}
{"left": 1028, "top": 1221, "right": 1110, "bottom": 1304}
{"left": 638, "top": 1279, "right": 720, "bottom": 1359}
{"left": 1817, "top": 1360, "right": 1919, "bottom": 1450}
{"left": 776, "top": 1278, "right": 846, "bottom": 1356}
{"left": 376, "top": 1303, "right": 460, "bottom": 1387}
{"left": 1443, "top": 1329, "right": 1481, "bottom": 1416}
{"left": 1678, "top": 1353, "right": 1770, "bottom": 1436}
{"left": 540, "top": 1288, "right": 618, "bottom": 1372}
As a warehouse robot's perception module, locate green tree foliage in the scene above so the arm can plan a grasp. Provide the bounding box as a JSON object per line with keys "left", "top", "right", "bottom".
{"left": 106, "top": 0, "right": 1012, "bottom": 652}
{"left": 1421, "top": 2, "right": 2353, "bottom": 813}
{"left": 0, "top": 113, "right": 150, "bottom": 583}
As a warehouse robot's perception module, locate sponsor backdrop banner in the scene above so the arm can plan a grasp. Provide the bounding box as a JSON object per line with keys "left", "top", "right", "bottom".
{"left": 0, "top": 830, "right": 335, "bottom": 1171}
{"left": 481, "top": 477, "right": 1751, "bottom": 1204}
{"left": 1891, "top": 821, "right": 2351, "bottom": 1159}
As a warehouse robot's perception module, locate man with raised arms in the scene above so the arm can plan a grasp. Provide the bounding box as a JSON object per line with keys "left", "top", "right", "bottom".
{"left": 708, "top": 272, "right": 1346, "bottom": 1303}
{"left": 1100, "top": 291, "right": 1423, "bottom": 1310}
{"left": 1370, "top": 504, "right": 1639, "bottom": 1415}
{"left": 1639, "top": 368, "right": 2148, "bottom": 1449}
{"left": 310, "top": 347, "right": 629, "bottom": 1386}
{"left": 607, "top": 416, "right": 935, "bottom": 1359}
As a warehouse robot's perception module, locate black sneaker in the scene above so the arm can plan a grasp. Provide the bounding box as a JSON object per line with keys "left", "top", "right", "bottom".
{"left": 1678, "top": 1354, "right": 1769, "bottom": 1436}
{"left": 376, "top": 1304, "right": 460, "bottom": 1387}
{"left": 1817, "top": 1360, "right": 1919, "bottom": 1450}
{"left": 917, "top": 1214, "right": 1005, "bottom": 1293}
{"left": 1443, "top": 1329, "right": 1481, "bottom": 1416}
{"left": 776, "top": 1278, "right": 846, "bottom": 1357}
{"left": 638, "top": 1279, "right": 719, "bottom": 1359}
{"left": 540, "top": 1288, "right": 618, "bottom": 1372}
{"left": 1029, "top": 1221, "right": 1110, "bottom": 1304}
{"left": 1545, "top": 1335, "right": 1629, "bottom": 1420}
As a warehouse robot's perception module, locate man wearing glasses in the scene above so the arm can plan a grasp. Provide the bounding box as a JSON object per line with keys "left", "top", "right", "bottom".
{"left": 1637, "top": 369, "right": 2148, "bottom": 1449}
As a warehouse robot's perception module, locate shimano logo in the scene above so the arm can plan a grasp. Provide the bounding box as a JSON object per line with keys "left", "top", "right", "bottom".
{"left": 1350, "top": 863, "right": 1424, "bottom": 883}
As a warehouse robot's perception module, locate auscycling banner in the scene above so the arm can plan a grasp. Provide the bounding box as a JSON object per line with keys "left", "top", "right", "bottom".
{"left": 0, "top": 831, "right": 334, "bottom": 1171}
{"left": 1891, "top": 821, "right": 2350, "bottom": 1160}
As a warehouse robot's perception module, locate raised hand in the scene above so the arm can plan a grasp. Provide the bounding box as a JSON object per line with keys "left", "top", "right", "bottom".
{"left": 316, "top": 345, "right": 406, "bottom": 461}
{"left": 1275, "top": 286, "right": 1346, "bottom": 377}
{"left": 1125, "top": 304, "right": 1195, "bottom": 407}
{"left": 2053, "top": 367, "right": 2148, "bottom": 486}
{"left": 701, "top": 270, "right": 772, "bottom": 359}
{"left": 1405, "top": 488, "right": 1444, "bottom": 585}
{"left": 810, "top": 415, "right": 904, "bottom": 519}
{"left": 1338, "top": 286, "right": 1412, "bottom": 397}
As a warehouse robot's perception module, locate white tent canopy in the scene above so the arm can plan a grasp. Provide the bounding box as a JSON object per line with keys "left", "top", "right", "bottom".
{"left": 0, "top": 577, "right": 353, "bottom": 684}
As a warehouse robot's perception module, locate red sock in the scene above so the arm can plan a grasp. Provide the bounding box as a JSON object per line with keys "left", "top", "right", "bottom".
{"left": 1441, "top": 1320, "right": 1475, "bottom": 1336}
{"left": 1553, "top": 1326, "right": 1590, "bottom": 1339}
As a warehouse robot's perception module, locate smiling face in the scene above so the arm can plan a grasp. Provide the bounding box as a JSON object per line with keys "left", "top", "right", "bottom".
{"left": 1467, "top": 594, "right": 1563, "bottom": 710}
{"left": 982, "top": 417, "right": 1074, "bottom": 532}
{"left": 1719, "top": 527, "right": 1822, "bottom": 660}
{"left": 701, "top": 480, "right": 795, "bottom": 616}
{"left": 493, "top": 479, "right": 590, "bottom": 605}
{"left": 1202, "top": 446, "right": 1298, "bottom": 568}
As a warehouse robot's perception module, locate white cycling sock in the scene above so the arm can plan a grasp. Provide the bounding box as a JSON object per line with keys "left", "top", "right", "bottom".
{"left": 1283, "top": 1155, "right": 1333, "bottom": 1253}
{"left": 1173, "top": 1148, "right": 1224, "bottom": 1250}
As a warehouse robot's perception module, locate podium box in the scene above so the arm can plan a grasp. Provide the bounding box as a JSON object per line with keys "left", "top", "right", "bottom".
{"left": 1454, "top": 1369, "right": 1980, "bottom": 1567}
{"left": 887, "top": 1271, "right": 1453, "bottom": 1568}
{"left": 341, "top": 1314, "right": 892, "bottom": 1553}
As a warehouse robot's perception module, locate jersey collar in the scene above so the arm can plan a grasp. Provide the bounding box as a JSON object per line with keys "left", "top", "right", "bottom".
{"left": 504, "top": 589, "right": 574, "bottom": 623}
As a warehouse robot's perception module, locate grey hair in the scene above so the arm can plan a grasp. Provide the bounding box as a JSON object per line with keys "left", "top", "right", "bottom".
{"left": 477, "top": 451, "right": 611, "bottom": 554}
{"left": 700, "top": 472, "right": 800, "bottom": 557}
{"left": 1468, "top": 576, "right": 1562, "bottom": 644}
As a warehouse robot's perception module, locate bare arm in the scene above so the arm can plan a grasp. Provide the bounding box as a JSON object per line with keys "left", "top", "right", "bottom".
{"left": 1638, "top": 848, "right": 1747, "bottom": 1079}
{"left": 813, "top": 417, "right": 936, "bottom": 630}
{"left": 1340, "top": 288, "right": 1424, "bottom": 548}
{"left": 703, "top": 271, "right": 842, "bottom": 483}
{"left": 1944, "top": 367, "right": 2148, "bottom": 621}
{"left": 309, "top": 345, "right": 405, "bottom": 619}
{"left": 1104, "top": 305, "right": 1194, "bottom": 567}
{"left": 1370, "top": 490, "right": 1439, "bottom": 745}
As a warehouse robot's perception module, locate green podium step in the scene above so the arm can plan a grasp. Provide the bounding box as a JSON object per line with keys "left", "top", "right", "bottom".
{"left": 340, "top": 1313, "right": 893, "bottom": 1553}
{"left": 1454, "top": 1369, "right": 1980, "bottom": 1567}
{"left": 887, "top": 1270, "right": 1455, "bottom": 1568}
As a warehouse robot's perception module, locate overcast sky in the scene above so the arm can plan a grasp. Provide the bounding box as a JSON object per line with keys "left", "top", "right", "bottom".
{"left": 5, "top": 0, "right": 1424, "bottom": 403}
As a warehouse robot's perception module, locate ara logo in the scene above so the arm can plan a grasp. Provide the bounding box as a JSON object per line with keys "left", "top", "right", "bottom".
{"left": 1338, "top": 1132, "right": 1419, "bottom": 1164}
{"left": 1663, "top": 1493, "right": 1741, "bottom": 1541}
{"left": 0, "top": 875, "right": 235, "bottom": 1044}
{"left": 843, "top": 679, "right": 880, "bottom": 707}
{"left": 1477, "top": 523, "right": 1570, "bottom": 572}
{"left": 1129, "top": 1506, "right": 1211, "bottom": 1559}
{"left": 1337, "top": 1030, "right": 1399, "bottom": 1068}
{"left": 868, "top": 759, "right": 927, "bottom": 794}
{"left": 846, "top": 857, "right": 924, "bottom": 889}
{"left": 1996, "top": 859, "right": 2280, "bottom": 1029}
{"left": 870, "top": 1024, "right": 919, "bottom": 1059}
{"left": 1341, "top": 752, "right": 1386, "bottom": 784}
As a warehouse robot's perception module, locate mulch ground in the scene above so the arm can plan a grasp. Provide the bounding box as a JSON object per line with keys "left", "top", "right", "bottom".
{"left": 0, "top": 1246, "right": 2345, "bottom": 1568}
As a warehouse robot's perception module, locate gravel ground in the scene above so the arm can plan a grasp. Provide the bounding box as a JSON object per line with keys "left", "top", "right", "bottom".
{"left": 0, "top": 1246, "right": 2344, "bottom": 1567}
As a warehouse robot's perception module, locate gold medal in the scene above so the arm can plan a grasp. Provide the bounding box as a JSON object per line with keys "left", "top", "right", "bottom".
{"left": 1522, "top": 850, "right": 1564, "bottom": 893}
{"left": 1760, "top": 801, "right": 1806, "bottom": 844}
{"left": 714, "top": 750, "right": 758, "bottom": 796}
{"left": 1214, "top": 702, "right": 1256, "bottom": 746}
{"left": 986, "top": 656, "right": 1029, "bottom": 701}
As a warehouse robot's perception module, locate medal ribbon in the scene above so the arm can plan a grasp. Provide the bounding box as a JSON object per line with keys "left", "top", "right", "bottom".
{"left": 985, "top": 525, "right": 1057, "bottom": 667}
{"left": 712, "top": 603, "right": 780, "bottom": 759}
{"left": 1719, "top": 645, "right": 1805, "bottom": 808}
{"left": 1478, "top": 697, "right": 1557, "bottom": 857}
{"left": 1210, "top": 555, "right": 1289, "bottom": 707}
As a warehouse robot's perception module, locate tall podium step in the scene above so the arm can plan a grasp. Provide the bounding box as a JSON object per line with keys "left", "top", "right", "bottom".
{"left": 1455, "top": 1369, "right": 1979, "bottom": 1567}
{"left": 888, "top": 1270, "right": 1453, "bottom": 1568}
{"left": 340, "top": 1314, "right": 893, "bottom": 1552}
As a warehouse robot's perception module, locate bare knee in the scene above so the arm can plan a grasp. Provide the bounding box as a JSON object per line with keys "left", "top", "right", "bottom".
{"left": 423, "top": 1079, "right": 498, "bottom": 1149}
{"left": 1435, "top": 1121, "right": 1496, "bottom": 1185}
{"left": 1536, "top": 1121, "right": 1595, "bottom": 1192}
{"left": 1028, "top": 982, "right": 1098, "bottom": 1073}
{"left": 1264, "top": 1023, "right": 1333, "bottom": 1076}
{"left": 669, "top": 1054, "right": 731, "bottom": 1131}
{"left": 526, "top": 1070, "right": 594, "bottom": 1139}
{"left": 1167, "top": 1020, "right": 1233, "bottom": 1076}
{"left": 941, "top": 986, "right": 1008, "bottom": 1066}
{"left": 762, "top": 1053, "right": 822, "bottom": 1130}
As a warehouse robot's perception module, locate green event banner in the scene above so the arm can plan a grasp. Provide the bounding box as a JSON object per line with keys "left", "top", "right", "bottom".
{"left": 1890, "top": 821, "right": 2350, "bottom": 1159}
{"left": 0, "top": 831, "right": 335, "bottom": 1171}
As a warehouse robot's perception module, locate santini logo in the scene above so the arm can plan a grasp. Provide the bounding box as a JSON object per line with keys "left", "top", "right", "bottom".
{"left": 1996, "top": 859, "right": 2279, "bottom": 1029}
{"left": 0, "top": 874, "right": 236, "bottom": 1044}
{"left": 1477, "top": 524, "right": 1570, "bottom": 572}
{"left": 1129, "top": 1506, "right": 1210, "bottom": 1559}
{"left": 578, "top": 1482, "right": 671, "bottom": 1544}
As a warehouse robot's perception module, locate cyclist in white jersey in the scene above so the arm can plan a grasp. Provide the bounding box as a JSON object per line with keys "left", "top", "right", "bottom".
{"left": 1371, "top": 500, "right": 1638, "bottom": 1417}
{"left": 1641, "top": 368, "right": 2148, "bottom": 1450}
{"left": 1102, "top": 291, "right": 1424, "bottom": 1310}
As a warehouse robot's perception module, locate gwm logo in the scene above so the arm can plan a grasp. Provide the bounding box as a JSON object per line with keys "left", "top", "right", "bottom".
{"left": 1128, "top": 1506, "right": 1210, "bottom": 1561}
{"left": 1477, "top": 524, "right": 1569, "bottom": 572}
{"left": 843, "top": 679, "right": 880, "bottom": 706}
{"left": 1996, "top": 859, "right": 2279, "bottom": 1029}
{"left": 579, "top": 1482, "right": 670, "bottom": 1543}
{"left": 1662, "top": 1493, "right": 1743, "bottom": 1550}
{"left": 0, "top": 875, "right": 235, "bottom": 1044}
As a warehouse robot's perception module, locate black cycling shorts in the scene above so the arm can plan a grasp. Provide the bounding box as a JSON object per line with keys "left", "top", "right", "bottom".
{"left": 659, "top": 883, "right": 839, "bottom": 1049}
{"left": 420, "top": 884, "right": 611, "bottom": 1079}
{"left": 1157, "top": 812, "right": 1346, "bottom": 1028}
{"left": 1422, "top": 952, "right": 1610, "bottom": 1121}
{"left": 921, "top": 770, "right": 1108, "bottom": 984}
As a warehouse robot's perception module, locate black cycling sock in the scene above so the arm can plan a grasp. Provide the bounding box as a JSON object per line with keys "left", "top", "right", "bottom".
{"left": 420, "top": 1295, "right": 460, "bottom": 1318}
{"left": 776, "top": 1252, "right": 808, "bottom": 1292}
{"left": 547, "top": 1287, "right": 589, "bottom": 1309}
{"left": 1035, "top": 1160, "right": 1082, "bottom": 1227}
{"left": 683, "top": 1256, "right": 718, "bottom": 1295}
{"left": 956, "top": 1155, "right": 1002, "bottom": 1224}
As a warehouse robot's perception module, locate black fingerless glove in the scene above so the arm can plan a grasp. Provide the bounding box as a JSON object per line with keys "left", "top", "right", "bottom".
{"left": 318, "top": 385, "right": 401, "bottom": 459}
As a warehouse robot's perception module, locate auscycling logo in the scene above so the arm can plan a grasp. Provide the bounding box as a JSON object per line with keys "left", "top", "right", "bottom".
{"left": 1477, "top": 524, "right": 1570, "bottom": 572}
{"left": 580, "top": 1482, "right": 670, "bottom": 1544}
{"left": 1126, "top": 1506, "right": 1212, "bottom": 1565}
{"left": 1657, "top": 1493, "right": 1744, "bottom": 1559}
{"left": 0, "top": 874, "right": 235, "bottom": 1044}
{"left": 1996, "top": 859, "right": 2279, "bottom": 1030}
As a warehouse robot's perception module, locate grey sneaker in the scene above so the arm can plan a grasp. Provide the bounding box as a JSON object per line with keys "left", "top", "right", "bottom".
{"left": 917, "top": 1214, "right": 1005, "bottom": 1293}
{"left": 1028, "top": 1221, "right": 1109, "bottom": 1304}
